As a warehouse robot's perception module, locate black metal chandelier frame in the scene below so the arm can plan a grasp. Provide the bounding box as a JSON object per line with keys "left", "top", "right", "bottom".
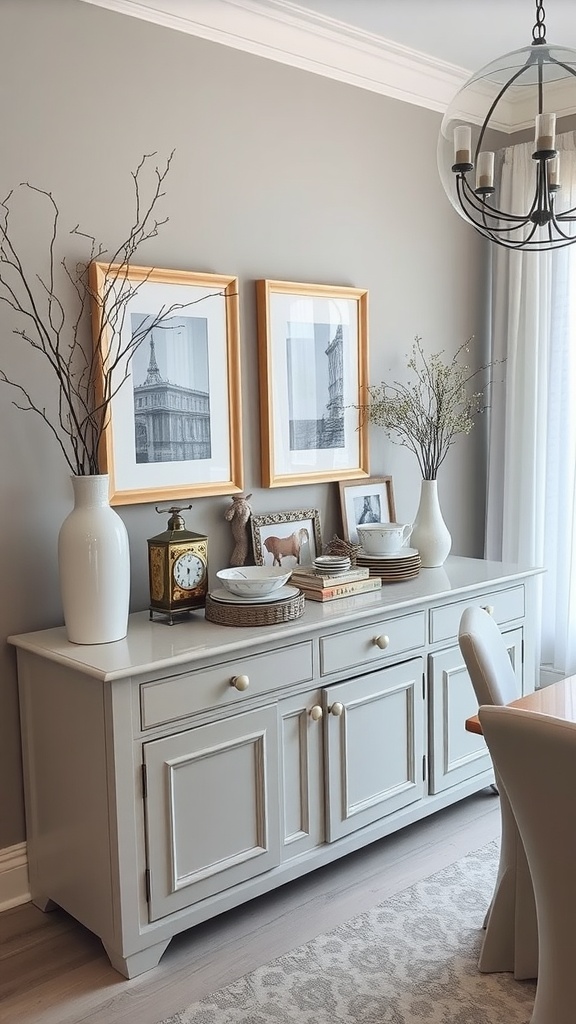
{"left": 450, "top": 0, "right": 576, "bottom": 251}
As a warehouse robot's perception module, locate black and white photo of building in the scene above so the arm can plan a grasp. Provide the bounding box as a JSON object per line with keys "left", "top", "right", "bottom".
{"left": 131, "top": 314, "right": 211, "bottom": 464}
{"left": 286, "top": 321, "right": 345, "bottom": 451}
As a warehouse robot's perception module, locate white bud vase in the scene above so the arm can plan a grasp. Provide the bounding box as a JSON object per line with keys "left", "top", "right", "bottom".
{"left": 58, "top": 474, "right": 130, "bottom": 644}
{"left": 411, "top": 478, "right": 452, "bottom": 568}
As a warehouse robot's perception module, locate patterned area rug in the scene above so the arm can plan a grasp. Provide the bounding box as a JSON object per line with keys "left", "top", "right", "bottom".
{"left": 160, "top": 842, "right": 536, "bottom": 1024}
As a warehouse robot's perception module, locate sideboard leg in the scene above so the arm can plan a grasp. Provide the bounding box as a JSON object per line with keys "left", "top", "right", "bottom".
{"left": 102, "top": 938, "right": 172, "bottom": 979}
{"left": 32, "top": 895, "right": 58, "bottom": 912}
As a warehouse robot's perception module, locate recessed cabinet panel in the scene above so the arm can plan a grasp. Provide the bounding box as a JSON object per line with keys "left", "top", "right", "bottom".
{"left": 144, "top": 705, "right": 280, "bottom": 921}
{"left": 278, "top": 691, "right": 324, "bottom": 859}
{"left": 325, "top": 658, "right": 425, "bottom": 842}
{"left": 428, "top": 628, "right": 523, "bottom": 793}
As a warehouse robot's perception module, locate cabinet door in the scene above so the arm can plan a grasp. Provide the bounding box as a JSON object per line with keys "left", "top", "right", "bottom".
{"left": 325, "top": 658, "right": 425, "bottom": 842}
{"left": 144, "top": 705, "right": 280, "bottom": 921}
{"left": 428, "top": 627, "right": 523, "bottom": 794}
{"left": 278, "top": 689, "right": 324, "bottom": 861}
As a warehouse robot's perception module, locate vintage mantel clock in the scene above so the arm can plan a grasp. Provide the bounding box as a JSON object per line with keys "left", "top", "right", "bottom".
{"left": 148, "top": 505, "right": 208, "bottom": 624}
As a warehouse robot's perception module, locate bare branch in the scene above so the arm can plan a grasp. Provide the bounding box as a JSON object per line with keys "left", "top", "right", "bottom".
{"left": 0, "top": 152, "right": 183, "bottom": 476}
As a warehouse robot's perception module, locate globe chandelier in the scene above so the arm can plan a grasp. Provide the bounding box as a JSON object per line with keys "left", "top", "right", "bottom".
{"left": 437, "top": 0, "right": 576, "bottom": 250}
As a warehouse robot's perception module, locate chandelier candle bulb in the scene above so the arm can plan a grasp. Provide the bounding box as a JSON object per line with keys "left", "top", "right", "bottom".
{"left": 453, "top": 125, "right": 472, "bottom": 166}
{"left": 535, "top": 112, "right": 556, "bottom": 153}
{"left": 476, "top": 151, "right": 495, "bottom": 191}
{"left": 549, "top": 153, "right": 561, "bottom": 189}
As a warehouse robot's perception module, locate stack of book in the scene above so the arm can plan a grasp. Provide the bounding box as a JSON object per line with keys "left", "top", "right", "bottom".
{"left": 290, "top": 565, "right": 382, "bottom": 602}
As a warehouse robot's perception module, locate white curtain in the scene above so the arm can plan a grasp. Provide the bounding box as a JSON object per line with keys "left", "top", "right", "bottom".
{"left": 486, "top": 133, "right": 576, "bottom": 680}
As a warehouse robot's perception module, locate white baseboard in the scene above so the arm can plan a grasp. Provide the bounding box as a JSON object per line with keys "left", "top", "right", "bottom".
{"left": 0, "top": 843, "right": 30, "bottom": 911}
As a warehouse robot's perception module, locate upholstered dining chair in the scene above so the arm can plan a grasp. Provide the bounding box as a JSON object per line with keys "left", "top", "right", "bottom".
{"left": 458, "top": 607, "right": 538, "bottom": 979}
{"left": 458, "top": 606, "right": 519, "bottom": 707}
{"left": 479, "top": 705, "right": 576, "bottom": 1024}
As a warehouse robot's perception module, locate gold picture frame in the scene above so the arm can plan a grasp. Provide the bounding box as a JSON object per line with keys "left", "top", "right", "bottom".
{"left": 90, "top": 263, "right": 243, "bottom": 505}
{"left": 256, "top": 279, "right": 369, "bottom": 487}
{"left": 338, "top": 476, "right": 397, "bottom": 545}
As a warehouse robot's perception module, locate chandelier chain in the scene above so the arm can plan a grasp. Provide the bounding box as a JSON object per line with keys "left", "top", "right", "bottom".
{"left": 532, "top": 0, "right": 547, "bottom": 45}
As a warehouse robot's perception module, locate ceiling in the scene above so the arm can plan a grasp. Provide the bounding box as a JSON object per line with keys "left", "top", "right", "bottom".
{"left": 281, "top": 0, "right": 576, "bottom": 71}
{"left": 81, "top": 0, "right": 576, "bottom": 111}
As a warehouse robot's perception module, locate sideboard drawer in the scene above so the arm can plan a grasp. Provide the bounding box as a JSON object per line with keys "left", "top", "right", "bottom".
{"left": 140, "top": 641, "right": 314, "bottom": 730}
{"left": 320, "top": 611, "right": 426, "bottom": 677}
{"left": 430, "top": 585, "right": 526, "bottom": 644}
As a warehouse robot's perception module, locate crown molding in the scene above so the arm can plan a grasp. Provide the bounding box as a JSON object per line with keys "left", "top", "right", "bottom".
{"left": 79, "top": 0, "right": 469, "bottom": 113}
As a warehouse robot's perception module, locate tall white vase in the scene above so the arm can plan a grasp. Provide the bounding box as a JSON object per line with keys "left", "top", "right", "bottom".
{"left": 411, "top": 478, "right": 452, "bottom": 568}
{"left": 58, "top": 474, "right": 130, "bottom": 644}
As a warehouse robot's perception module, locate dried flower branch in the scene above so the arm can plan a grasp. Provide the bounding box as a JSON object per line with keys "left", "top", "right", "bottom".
{"left": 356, "top": 336, "right": 501, "bottom": 480}
{"left": 0, "top": 151, "right": 223, "bottom": 476}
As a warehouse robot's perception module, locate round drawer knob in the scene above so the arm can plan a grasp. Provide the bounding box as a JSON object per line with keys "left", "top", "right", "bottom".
{"left": 231, "top": 674, "right": 250, "bottom": 691}
{"left": 309, "top": 705, "right": 323, "bottom": 721}
{"left": 329, "top": 702, "right": 344, "bottom": 717}
{"left": 373, "top": 634, "right": 390, "bottom": 650}
{"left": 483, "top": 605, "right": 495, "bottom": 616}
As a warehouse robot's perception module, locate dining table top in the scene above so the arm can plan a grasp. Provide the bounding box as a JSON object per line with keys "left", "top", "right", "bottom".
{"left": 465, "top": 673, "right": 576, "bottom": 735}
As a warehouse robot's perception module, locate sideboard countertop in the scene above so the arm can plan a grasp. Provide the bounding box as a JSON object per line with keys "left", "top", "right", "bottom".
{"left": 7, "top": 555, "right": 543, "bottom": 681}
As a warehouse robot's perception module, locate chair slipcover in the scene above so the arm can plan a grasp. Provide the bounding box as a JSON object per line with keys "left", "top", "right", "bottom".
{"left": 480, "top": 705, "right": 576, "bottom": 1024}
{"left": 458, "top": 606, "right": 538, "bottom": 979}
{"left": 459, "top": 606, "right": 519, "bottom": 706}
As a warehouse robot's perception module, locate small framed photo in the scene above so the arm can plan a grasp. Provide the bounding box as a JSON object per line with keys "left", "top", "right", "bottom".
{"left": 256, "top": 279, "right": 369, "bottom": 487}
{"left": 338, "top": 476, "right": 396, "bottom": 545}
{"left": 251, "top": 508, "right": 322, "bottom": 568}
{"left": 90, "top": 263, "right": 243, "bottom": 505}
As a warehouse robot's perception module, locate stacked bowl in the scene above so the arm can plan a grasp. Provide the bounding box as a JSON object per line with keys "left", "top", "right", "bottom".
{"left": 213, "top": 566, "right": 296, "bottom": 604}
{"left": 312, "top": 554, "right": 351, "bottom": 576}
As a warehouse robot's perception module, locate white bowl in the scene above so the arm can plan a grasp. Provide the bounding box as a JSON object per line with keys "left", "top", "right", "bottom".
{"left": 216, "top": 566, "right": 291, "bottom": 597}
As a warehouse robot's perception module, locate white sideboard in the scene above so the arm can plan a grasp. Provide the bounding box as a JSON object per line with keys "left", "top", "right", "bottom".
{"left": 9, "top": 556, "right": 542, "bottom": 978}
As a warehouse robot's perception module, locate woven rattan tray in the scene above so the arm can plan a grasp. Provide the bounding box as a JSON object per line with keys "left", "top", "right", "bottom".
{"left": 205, "top": 590, "right": 305, "bottom": 626}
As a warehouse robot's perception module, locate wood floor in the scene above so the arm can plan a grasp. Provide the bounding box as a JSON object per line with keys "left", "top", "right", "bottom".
{"left": 0, "top": 792, "right": 500, "bottom": 1024}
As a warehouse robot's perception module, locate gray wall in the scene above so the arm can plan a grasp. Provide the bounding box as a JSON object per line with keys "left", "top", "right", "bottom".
{"left": 0, "top": 0, "right": 486, "bottom": 848}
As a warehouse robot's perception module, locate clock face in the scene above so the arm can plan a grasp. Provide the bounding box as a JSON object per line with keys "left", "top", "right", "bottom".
{"left": 173, "top": 551, "right": 206, "bottom": 591}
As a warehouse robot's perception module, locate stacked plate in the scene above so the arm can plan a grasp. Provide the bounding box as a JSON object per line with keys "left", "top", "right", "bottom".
{"left": 209, "top": 585, "right": 300, "bottom": 605}
{"left": 356, "top": 547, "right": 421, "bottom": 582}
{"left": 312, "top": 554, "right": 351, "bottom": 576}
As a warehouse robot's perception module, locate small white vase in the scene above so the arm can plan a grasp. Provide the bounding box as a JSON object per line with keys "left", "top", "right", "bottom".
{"left": 411, "top": 478, "right": 452, "bottom": 568}
{"left": 58, "top": 474, "right": 130, "bottom": 644}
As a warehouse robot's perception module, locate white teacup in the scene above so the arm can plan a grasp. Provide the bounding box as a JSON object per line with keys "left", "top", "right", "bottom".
{"left": 357, "top": 522, "right": 413, "bottom": 555}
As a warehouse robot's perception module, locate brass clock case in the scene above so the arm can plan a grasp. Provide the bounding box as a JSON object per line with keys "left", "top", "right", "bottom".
{"left": 148, "top": 506, "right": 208, "bottom": 624}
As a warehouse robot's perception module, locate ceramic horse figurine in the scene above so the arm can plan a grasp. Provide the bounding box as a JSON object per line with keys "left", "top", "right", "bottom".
{"left": 224, "top": 493, "right": 253, "bottom": 567}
